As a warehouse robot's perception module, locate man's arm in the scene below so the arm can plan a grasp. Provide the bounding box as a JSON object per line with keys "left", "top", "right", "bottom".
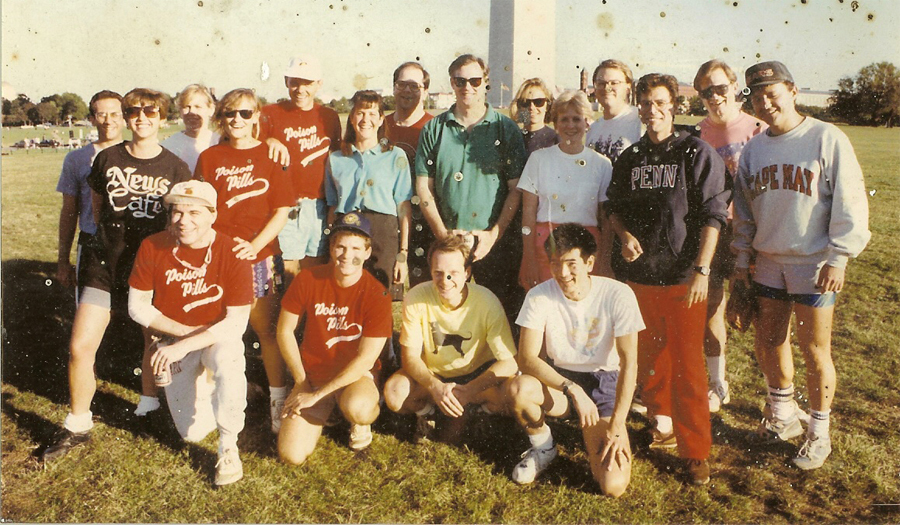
{"left": 306, "top": 335, "right": 386, "bottom": 401}
{"left": 471, "top": 181, "right": 521, "bottom": 261}
{"left": 416, "top": 176, "right": 449, "bottom": 239}
{"left": 400, "top": 341, "right": 466, "bottom": 417}
{"left": 57, "top": 195, "right": 79, "bottom": 286}
{"left": 685, "top": 225, "right": 719, "bottom": 307}
{"left": 149, "top": 305, "right": 251, "bottom": 375}
{"left": 452, "top": 357, "right": 517, "bottom": 406}
{"left": 276, "top": 309, "right": 307, "bottom": 385}
{"left": 607, "top": 213, "right": 643, "bottom": 263}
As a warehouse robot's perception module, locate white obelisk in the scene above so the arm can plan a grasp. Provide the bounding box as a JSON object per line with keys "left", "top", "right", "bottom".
{"left": 488, "top": 0, "right": 556, "bottom": 108}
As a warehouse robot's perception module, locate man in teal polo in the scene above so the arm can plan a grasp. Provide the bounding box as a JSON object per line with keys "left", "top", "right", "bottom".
{"left": 415, "top": 54, "right": 526, "bottom": 316}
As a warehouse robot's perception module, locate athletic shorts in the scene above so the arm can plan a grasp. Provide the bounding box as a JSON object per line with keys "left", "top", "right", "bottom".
{"left": 752, "top": 254, "right": 837, "bottom": 307}
{"left": 554, "top": 366, "right": 619, "bottom": 418}
{"left": 297, "top": 371, "right": 376, "bottom": 426}
{"left": 709, "top": 222, "right": 735, "bottom": 289}
{"left": 436, "top": 359, "right": 495, "bottom": 386}
{"left": 79, "top": 286, "right": 111, "bottom": 310}
{"left": 251, "top": 255, "right": 279, "bottom": 298}
{"left": 277, "top": 198, "right": 328, "bottom": 260}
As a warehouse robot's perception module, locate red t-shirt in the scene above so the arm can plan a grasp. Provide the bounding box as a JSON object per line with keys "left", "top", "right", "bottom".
{"left": 195, "top": 143, "right": 296, "bottom": 260}
{"left": 259, "top": 102, "right": 342, "bottom": 201}
{"left": 384, "top": 112, "right": 433, "bottom": 170}
{"left": 129, "top": 231, "right": 253, "bottom": 327}
{"left": 280, "top": 264, "right": 392, "bottom": 386}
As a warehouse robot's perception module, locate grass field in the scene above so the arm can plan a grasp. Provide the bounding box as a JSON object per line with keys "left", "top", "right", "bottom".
{"left": 1, "top": 121, "right": 899, "bottom": 523}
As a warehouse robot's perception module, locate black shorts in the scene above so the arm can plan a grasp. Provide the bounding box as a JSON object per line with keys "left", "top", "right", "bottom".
{"left": 437, "top": 359, "right": 496, "bottom": 385}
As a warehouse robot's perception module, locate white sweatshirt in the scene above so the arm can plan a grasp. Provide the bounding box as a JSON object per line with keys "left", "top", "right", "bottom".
{"left": 732, "top": 117, "right": 870, "bottom": 269}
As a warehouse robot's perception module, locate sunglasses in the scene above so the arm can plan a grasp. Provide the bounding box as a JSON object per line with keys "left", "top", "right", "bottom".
{"left": 452, "top": 76, "right": 484, "bottom": 88}
{"left": 223, "top": 109, "right": 255, "bottom": 119}
{"left": 699, "top": 84, "right": 731, "bottom": 100}
{"left": 394, "top": 81, "right": 424, "bottom": 92}
{"left": 518, "top": 98, "right": 548, "bottom": 108}
{"left": 123, "top": 105, "right": 160, "bottom": 118}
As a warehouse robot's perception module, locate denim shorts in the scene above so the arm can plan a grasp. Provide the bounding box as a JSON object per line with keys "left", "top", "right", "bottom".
{"left": 277, "top": 198, "right": 328, "bottom": 260}
{"left": 555, "top": 366, "right": 619, "bottom": 418}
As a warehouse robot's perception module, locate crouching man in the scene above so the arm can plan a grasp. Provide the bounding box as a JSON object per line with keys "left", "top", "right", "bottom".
{"left": 128, "top": 180, "right": 252, "bottom": 486}
{"left": 383, "top": 235, "right": 518, "bottom": 443}
{"left": 507, "top": 224, "right": 644, "bottom": 496}
{"left": 276, "top": 212, "right": 392, "bottom": 463}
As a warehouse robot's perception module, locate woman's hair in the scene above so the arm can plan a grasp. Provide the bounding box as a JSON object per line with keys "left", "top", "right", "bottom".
{"left": 509, "top": 78, "right": 553, "bottom": 125}
{"left": 213, "top": 88, "right": 261, "bottom": 140}
{"left": 341, "top": 90, "right": 391, "bottom": 156}
{"left": 123, "top": 88, "right": 170, "bottom": 119}
{"left": 176, "top": 84, "right": 216, "bottom": 110}
{"left": 550, "top": 90, "right": 592, "bottom": 124}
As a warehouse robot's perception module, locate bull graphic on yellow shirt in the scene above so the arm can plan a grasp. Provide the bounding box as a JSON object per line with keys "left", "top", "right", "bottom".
{"left": 430, "top": 322, "right": 472, "bottom": 357}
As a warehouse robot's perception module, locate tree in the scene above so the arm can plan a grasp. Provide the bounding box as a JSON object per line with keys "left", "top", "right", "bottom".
{"left": 42, "top": 92, "right": 88, "bottom": 123}
{"left": 687, "top": 95, "right": 707, "bottom": 116}
{"left": 29, "top": 100, "right": 59, "bottom": 124}
{"left": 829, "top": 61, "right": 900, "bottom": 127}
{"left": 3, "top": 94, "right": 34, "bottom": 126}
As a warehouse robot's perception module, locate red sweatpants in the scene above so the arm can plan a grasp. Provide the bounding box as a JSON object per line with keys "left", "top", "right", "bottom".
{"left": 629, "top": 282, "right": 711, "bottom": 460}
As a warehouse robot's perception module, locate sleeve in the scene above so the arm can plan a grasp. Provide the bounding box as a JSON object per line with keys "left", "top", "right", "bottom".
{"left": 128, "top": 237, "right": 156, "bottom": 291}
{"left": 324, "top": 153, "right": 339, "bottom": 207}
{"left": 267, "top": 159, "right": 297, "bottom": 209}
{"left": 280, "top": 271, "right": 307, "bottom": 316}
{"left": 415, "top": 119, "right": 438, "bottom": 178}
{"left": 258, "top": 106, "right": 275, "bottom": 142}
{"left": 56, "top": 150, "right": 79, "bottom": 195}
{"left": 399, "top": 286, "right": 426, "bottom": 349}
{"left": 207, "top": 305, "right": 252, "bottom": 343}
{"left": 224, "top": 251, "right": 254, "bottom": 308}
{"left": 361, "top": 278, "right": 393, "bottom": 338}
{"left": 194, "top": 149, "right": 211, "bottom": 181}
{"left": 501, "top": 119, "right": 526, "bottom": 182}
{"left": 86, "top": 148, "right": 109, "bottom": 195}
{"left": 824, "top": 128, "right": 871, "bottom": 267}
{"left": 392, "top": 149, "right": 413, "bottom": 204}
{"left": 609, "top": 284, "right": 646, "bottom": 337}
{"left": 514, "top": 286, "right": 547, "bottom": 330}
{"left": 692, "top": 140, "right": 729, "bottom": 230}
{"left": 596, "top": 155, "right": 613, "bottom": 204}
{"left": 176, "top": 156, "right": 195, "bottom": 183}
{"left": 604, "top": 149, "right": 632, "bottom": 217}
{"left": 327, "top": 108, "right": 343, "bottom": 153}
{"left": 731, "top": 149, "right": 757, "bottom": 269}
{"left": 483, "top": 290, "right": 517, "bottom": 359}
{"left": 128, "top": 287, "right": 162, "bottom": 328}
{"left": 516, "top": 151, "right": 540, "bottom": 195}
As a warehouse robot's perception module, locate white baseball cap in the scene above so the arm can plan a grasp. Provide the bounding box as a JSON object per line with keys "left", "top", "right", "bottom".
{"left": 284, "top": 56, "right": 323, "bottom": 81}
{"left": 164, "top": 180, "right": 218, "bottom": 209}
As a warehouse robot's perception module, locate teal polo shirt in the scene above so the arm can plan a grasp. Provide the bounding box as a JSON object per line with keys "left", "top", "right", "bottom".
{"left": 325, "top": 145, "right": 412, "bottom": 216}
{"left": 415, "top": 104, "right": 526, "bottom": 231}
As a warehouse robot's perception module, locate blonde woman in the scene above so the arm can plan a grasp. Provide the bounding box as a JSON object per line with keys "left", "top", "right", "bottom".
{"left": 162, "top": 84, "right": 220, "bottom": 172}
{"left": 509, "top": 78, "right": 558, "bottom": 156}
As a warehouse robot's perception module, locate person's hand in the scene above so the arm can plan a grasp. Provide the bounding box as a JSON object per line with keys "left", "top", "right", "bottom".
{"left": 816, "top": 264, "right": 845, "bottom": 293}
{"left": 393, "top": 259, "right": 408, "bottom": 285}
{"left": 470, "top": 229, "right": 499, "bottom": 261}
{"left": 266, "top": 138, "right": 290, "bottom": 166}
{"left": 57, "top": 261, "right": 75, "bottom": 287}
{"left": 731, "top": 267, "right": 751, "bottom": 287}
{"left": 519, "top": 254, "right": 541, "bottom": 290}
{"left": 429, "top": 381, "right": 465, "bottom": 418}
{"left": 597, "top": 422, "right": 632, "bottom": 471}
{"left": 150, "top": 342, "right": 190, "bottom": 376}
{"left": 568, "top": 385, "right": 600, "bottom": 428}
{"left": 281, "top": 384, "right": 320, "bottom": 419}
{"left": 620, "top": 233, "right": 643, "bottom": 263}
{"left": 232, "top": 237, "right": 260, "bottom": 261}
{"left": 685, "top": 272, "right": 709, "bottom": 307}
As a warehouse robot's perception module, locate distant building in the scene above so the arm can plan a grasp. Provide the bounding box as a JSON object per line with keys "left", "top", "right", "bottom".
{"left": 428, "top": 92, "right": 455, "bottom": 110}
{"left": 797, "top": 89, "right": 833, "bottom": 108}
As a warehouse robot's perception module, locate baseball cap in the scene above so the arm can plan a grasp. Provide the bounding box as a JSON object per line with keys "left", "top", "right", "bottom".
{"left": 330, "top": 211, "right": 372, "bottom": 238}
{"left": 284, "top": 56, "right": 323, "bottom": 81}
{"left": 164, "top": 180, "right": 218, "bottom": 209}
{"left": 745, "top": 61, "right": 794, "bottom": 90}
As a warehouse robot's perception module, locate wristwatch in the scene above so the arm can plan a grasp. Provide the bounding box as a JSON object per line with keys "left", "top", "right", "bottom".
{"left": 561, "top": 380, "right": 575, "bottom": 397}
{"left": 693, "top": 265, "right": 711, "bottom": 276}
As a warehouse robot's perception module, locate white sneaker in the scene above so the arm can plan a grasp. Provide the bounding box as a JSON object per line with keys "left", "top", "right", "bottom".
{"left": 512, "top": 446, "right": 558, "bottom": 484}
{"left": 270, "top": 397, "right": 285, "bottom": 434}
{"left": 757, "top": 413, "right": 805, "bottom": 443}
{"left": 793, "top": 436, "right": 832, "bottom": 470}
{"left": 763, "top": 399, "right": 810, "bottom": 426}
{"left": 630, "top": 394, "right": 648, "bottom": 415}
{"left": 349, "top": 424, "right": 373, "bottom": 451}
{"left": 215, "top": 449, "right": 243, "bottom": 486}
{"left": 708, "top": 383, "right": 731, "bottom": 413}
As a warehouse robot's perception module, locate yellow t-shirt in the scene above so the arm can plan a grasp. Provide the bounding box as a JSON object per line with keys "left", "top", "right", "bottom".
{"left": 400, "top": 282, "right": 516, "bottom": 379}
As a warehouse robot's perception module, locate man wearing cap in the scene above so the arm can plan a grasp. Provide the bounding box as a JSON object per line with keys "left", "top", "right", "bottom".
{"left": 383, "top": 234, "right": 517, "bottom": 444}
{"left": 415, "top": 54, "right": 526, "bottom": 317}
{"left": 126, "top": 180, "right": 253, "bottom": 486}
{"left": 733, "top": 61, "right": 870, "bottom": 470}
{"left": 384, "top": 61, "right": 434, "bottom": 287}
{"left": 261, "top": 56, "right": 342, "bottom": 284}
{"left": 276, "top": 212, "right": 392, "bottom": 463}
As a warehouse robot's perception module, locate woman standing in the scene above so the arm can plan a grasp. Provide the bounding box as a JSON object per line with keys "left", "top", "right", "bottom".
{"left": 195, "top": 88, "right": 295, "bottom": 434}
{"left": 509, "top": 78, "right": 559, "bottom": 156}
{"left": 518, "top": 90, "right": 613, "bottom": 290}
{"left": 325, "top": 90, "right": 412, "bottom": 300}
{"left": 163, "top": 84, "right": 220, "bottom": 172}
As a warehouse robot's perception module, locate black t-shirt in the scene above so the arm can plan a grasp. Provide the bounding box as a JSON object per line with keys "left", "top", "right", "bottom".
{"left": 85, "top": 142, "right": 192, "bottom": 303}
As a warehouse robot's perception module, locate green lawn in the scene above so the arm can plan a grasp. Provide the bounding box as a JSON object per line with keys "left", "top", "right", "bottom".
{"left": 1, "top": 123, "right": 899, "bottom": 523}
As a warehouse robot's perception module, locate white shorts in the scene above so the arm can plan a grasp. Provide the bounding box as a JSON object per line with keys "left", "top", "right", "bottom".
{"left": 753, "top": 254, "right": 827, "bottom": 295}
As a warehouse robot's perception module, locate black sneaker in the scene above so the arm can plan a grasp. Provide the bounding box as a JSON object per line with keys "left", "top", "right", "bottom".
{"left": 42, "top": 428, "right": 91, "bottom": 462}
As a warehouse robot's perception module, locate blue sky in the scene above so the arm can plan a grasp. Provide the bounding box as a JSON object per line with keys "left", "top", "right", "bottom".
{"left": 3, "top": 0, "right": 899, "bottom": 103}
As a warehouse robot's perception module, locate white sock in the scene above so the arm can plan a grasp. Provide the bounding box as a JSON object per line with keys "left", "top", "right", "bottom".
{"left": 64, "top": 411, "right": 94, "bottom": 433}
{"left": 768, "top": 384, "right": 795, "bottom": 421}
{"left": 654, "top": 415, "right": 673, "bottom": 435}
{"left": 219, "top": 436, "right": 239, "bottom": 455}
{"left": 707, "top": 355, "right": 726, "bottom": 388}
{"left": 134, "top": 396, "right": 160, "bottom": 416}
{"left": 415, "top": 404, "right": 435, "bottom": 417}
{"left": 269, "top": 386, "right": 288, "bottom": 402}
{"left": 528, "top": 424, "right": 554, "bottom": 451}
{"left": 808, "top": 409, "right": 831, "bottom": 440}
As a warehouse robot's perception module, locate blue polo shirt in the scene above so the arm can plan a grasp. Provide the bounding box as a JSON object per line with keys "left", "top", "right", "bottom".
{"left": 325, "top": 145, "right": 412, "bottom": 216}
{"left": 415, "top": 104, "right": 526, "bottom": 231}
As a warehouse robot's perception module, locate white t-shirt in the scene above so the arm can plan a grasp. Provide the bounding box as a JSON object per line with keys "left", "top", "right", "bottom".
{"left": 585, "top": 106, "right": 642, "bottom": 164}
{"left": 517, "top": 145, "right": 612, "bottom": 226}
{"left": 516, "top": 276, "right": 645, "bottom": 373}
{"left": 161, "top": 130, "right": 221, "bottom": 173}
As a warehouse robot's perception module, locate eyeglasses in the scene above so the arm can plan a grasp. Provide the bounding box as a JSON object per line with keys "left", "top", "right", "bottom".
{"left": 595, "top": 80, "right": 624, "bottom": 89}
{"left": 93, "top": 111, "right": 122, "bottom": 120}
{"left": 124, "top": 105, "right": 160, "bottom": 119}
{"left": 699, "top": 84, "right": 731, "bottom": 100}
{"left": 223, "top": 109, "right": 255, "bottom": 119}
{"left": 394, "top": 81, "right": 424, "bottom": 92}
{"left": 452, "top": 77, "right": 484, "bottom": 88}
{"left": 638, "top": 99, "right": 673, "bottom": 111}
{"left": 518, "top": 98, "right": 548, "bottom": 108}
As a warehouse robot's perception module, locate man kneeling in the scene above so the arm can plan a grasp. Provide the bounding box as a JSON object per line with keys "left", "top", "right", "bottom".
{"left": 384, "top": 235, "right": 518, "bottom": 443}
{"left": 507, "top": 223, "right": 644, "bottom": 497}
{"left": 128, "top": 181, "right": 252, "bottom": 486}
